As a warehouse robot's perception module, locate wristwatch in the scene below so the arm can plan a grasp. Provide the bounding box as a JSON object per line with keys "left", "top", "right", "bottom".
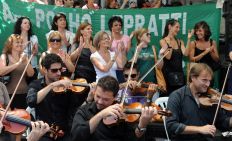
{"left": 137, "top": 125, "right": 146, "bottom": 133}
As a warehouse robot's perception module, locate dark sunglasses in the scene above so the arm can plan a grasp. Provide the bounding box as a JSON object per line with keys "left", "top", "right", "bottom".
{"left": 49, "top": 67, "right": 63, "bottom": 73}
{"left": 49, "top": 38, "right": 61, "bottom": 42}
{"left": 124, "top": 74, "right": 137, "bottom": 79}
{"left": 146, "top": 33, "right": 151, "bottom": 36}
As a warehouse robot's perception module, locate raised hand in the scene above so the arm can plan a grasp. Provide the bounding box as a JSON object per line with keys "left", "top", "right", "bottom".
{"left": 188, "top": 29, "right": 194, "bottom": 39}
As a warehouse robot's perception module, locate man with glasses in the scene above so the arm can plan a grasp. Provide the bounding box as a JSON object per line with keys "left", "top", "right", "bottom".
{"left": 71, "top": 75, "right": 158, "bottom": 141}
{"left": 117, "top": 62, "right": 159, "bottom": 105}
{"left": 27, "top": 53, "right": 72, "bottom": 141}
{"left": 166, "top": 63, "right": 232, "bottom": 141}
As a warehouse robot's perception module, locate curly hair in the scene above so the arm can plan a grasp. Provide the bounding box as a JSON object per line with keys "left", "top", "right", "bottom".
{"left": 97, "top": 75, "right": 119, "bottom": 96}
{"left": 108, "top": 16, "right": 123, "bottom": 32}
{"left": 41, "top": 53, "right": 63, "bottom": 70}
{"left": 2, "top": 34, "right": 23, "bottom": 54}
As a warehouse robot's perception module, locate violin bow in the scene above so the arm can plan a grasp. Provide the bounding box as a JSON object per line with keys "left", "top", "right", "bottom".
{"left": 136, "top": 49, "right": 170, "bottom": 86}
{"left": 120, "top": 43, "right": 141, "bottom": 105}
{"left": 0, "top": 53, "right": 34, "bottom": 132}
{"left": 212, "top": 62, "right": 231, "bottom": 125}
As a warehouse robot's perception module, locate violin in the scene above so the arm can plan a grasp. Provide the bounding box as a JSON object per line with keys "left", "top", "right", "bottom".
{"left": 0, "top": 108, "right": 64, "bottom": 139}
{"left": 132, "top": 82, "right": 165, "bottom": 95}
{"left": 199, "top": 88, "right": 232, "bottom": 111}
{"left": 53, "top": 77, "right": 91, "bottom": 94}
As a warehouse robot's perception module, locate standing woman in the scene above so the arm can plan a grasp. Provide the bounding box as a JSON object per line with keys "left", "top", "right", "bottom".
{"left": 14, "top": 16, "right": 39, "bottom": 83}
{"left": 108, "top": 16, "right": 128, "bottom": 82}
{"left": 39, "top": 31, "right": 75, "bottom": 77}
{"left": 91, "top": 31, "right": 124, "bottom": 82}
{"left": 189, "top": 21, "right": 220, "bottom": 72}
{"left": 70, "top": 22, "right": 96, "bottom": 83}
{"left": 46, "top": 13, "right": 75, "bottom": 55}
{"left": 160, "top": 19, "right": 190, "bottom": 95}
{"left": 0, "top": 34, "right": 34, "bottom": 109}
{"left": 128, "top": 28, "right": 160, "bottom": 83}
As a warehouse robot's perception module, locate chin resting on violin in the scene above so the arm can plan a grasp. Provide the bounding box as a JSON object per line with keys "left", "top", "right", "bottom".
{"left": 166, "top": 63, "right": 232, "bottom": 141}
{"left": 71, "top": 76, "right": 158, "bottom": 141}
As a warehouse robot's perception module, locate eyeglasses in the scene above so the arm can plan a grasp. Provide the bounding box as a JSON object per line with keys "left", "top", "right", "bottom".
{"left": 49, "top": 67, "right": 63, "bottom": 73}
{"left": 49, "top": 38, "right": 61, "bottom": 43}
{"left": 124, "top": 74, "right": 137, "bottom": 79}
{"left": 146, "top": 33, "right": 151, "bottom": 37}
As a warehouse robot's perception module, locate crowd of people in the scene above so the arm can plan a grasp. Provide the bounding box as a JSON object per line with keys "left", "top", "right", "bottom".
{"left": 0, "top": 0, "right": 231, "bottom": 141}
{"left": 18, "top": 0, "right": 217, "bottom": 9}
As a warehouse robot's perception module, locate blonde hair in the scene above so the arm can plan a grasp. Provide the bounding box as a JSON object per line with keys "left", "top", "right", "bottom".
{"left": 2, "top": 34, "right": 23, "bottom": 54}
{"left": 47, "top": 31, "right": 62, "bottom": 47}
{"left": 133, "top": 28, "right": 148, "bottom": 45}
{"left": 189, "top": 63, "right": 213, "bottom": 83}
{"left": 93, "top": 31, "right": 109, "bottom": 50}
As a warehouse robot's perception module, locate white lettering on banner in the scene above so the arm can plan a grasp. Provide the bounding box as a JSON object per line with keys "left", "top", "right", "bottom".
{"left": 182, "top": 12, "right": 187, "bottom": 34}
{"left": 100, "top": 15, "right": 106, "bottom": 31}
{"left": 2, "top": 2, "right": 19, "bottom": 22}
{"left": 124, "top": 15, "right": 134, "bottom": 35}
{"left": 35, "top": 8, "right": 45, "bottom": 28}
{"left": 135, "top": 15, "right": 145, "bottom": 29}
{"left": 148, "top": 15, "right": 158, "bottom": 36}
{"left": 159, "top": 14, "right": 169, "bottom": 35}
{"left": 46, "top": 11, "right": 55, "bottom": 29}
{"left": 81, "top": 14, "right": 91, "bottom": 25}
{"left": 69, "top": 13, "right": 79, "bottom": 33}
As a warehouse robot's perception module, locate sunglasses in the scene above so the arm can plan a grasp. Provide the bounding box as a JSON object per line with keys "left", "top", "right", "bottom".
{"left": 49, "top": 38, "right": 61, "bottom": 42}
{"left": 49, "top": 67, "right": 63, "bottom": 73}
{"left": 146, "top": 33, "right": 151, "bottom": 36}
{"left": 124, "top": 74, "right": 137, "bottom": 79}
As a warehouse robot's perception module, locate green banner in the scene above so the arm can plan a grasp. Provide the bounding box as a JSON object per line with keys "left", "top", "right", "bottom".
{"left": 0, "top": 1, "right": 221, "bottom": 51}
{"left": 0, "top": 1, "right": 221, "bottom": 87}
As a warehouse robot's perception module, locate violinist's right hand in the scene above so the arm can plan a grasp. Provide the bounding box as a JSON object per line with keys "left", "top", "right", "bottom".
{"left": 100, "top": 104, "right": 124, "bottom": 120}
{"left": 128, "top": 80, "right": 138, "bottom": 89}
{"left": 199, "top": 125, "right": 216, "bottom": 137}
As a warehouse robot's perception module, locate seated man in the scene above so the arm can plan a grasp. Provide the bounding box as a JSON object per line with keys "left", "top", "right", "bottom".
{"left": 118, "top": 62, "right": 159, "bottom": 105}
{"left": 167, "top": 63, "right": 232, "bottom": 141}
{"left": 71, "top": 76, "right": 157, "bottom": 141}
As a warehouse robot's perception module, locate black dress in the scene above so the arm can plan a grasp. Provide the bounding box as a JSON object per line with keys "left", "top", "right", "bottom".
{"left": 162, "top": 39, "right": 185, "bottom": 95}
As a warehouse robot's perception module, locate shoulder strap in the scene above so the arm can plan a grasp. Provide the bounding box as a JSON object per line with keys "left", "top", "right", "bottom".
{"left": 164, "top": 39, "right": 170, "bottom": 47}
{"left": 6, "top": 54, "right": 9, "bottom": 66}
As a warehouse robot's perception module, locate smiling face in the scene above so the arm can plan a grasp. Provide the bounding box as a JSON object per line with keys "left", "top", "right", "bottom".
{"left": 191, "top": 70, "right": 212, "bottom": 93}
{"left": 169, "top": 22, "right": 180, "bottom": 36}
{"left": 12, "top": 37, "right": 23, "bottom": 53}
{"left": 55, "top": 17, "right": 67, "bottom": 29}
{"left": 111, "top": 21, "right": 122, "bottom": 33}
{"left": 195, "top": 27, "right": 205, "bottom": 40}
{"left": 99, "top": 33, "right": 110, "bottom": 49}
{"left": 48, "top": 32, "right": 62, "bottom": 50}
{"left": 81, "top": 25, "right": 92, "bottom": 39}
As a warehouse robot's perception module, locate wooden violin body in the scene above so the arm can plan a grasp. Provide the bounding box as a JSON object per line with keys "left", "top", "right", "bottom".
{"left": 53, "top": 77, "right": 90, "bottom": 94}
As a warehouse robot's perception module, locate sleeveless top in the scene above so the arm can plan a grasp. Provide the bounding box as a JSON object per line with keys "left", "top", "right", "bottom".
{"left": 194, "top": 40, "right": 218, "bottom": 71}
{"left": 6, "top": 54, "right": 28, "bottom": 94}
{"left": 73, "top": 43, "right": 96, "bottom": 83}
{"left": 163, "top": 39, "right": 183, "bottom": 73}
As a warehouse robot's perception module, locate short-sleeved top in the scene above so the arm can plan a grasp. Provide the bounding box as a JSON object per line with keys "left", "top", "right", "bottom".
{"left": 127, "top": 45, "right": 157, "bottom": 83}
{"left": 90, "top": 51, "right": 117, "bottom": 82}
{"left": 110, "top": 35, "right": 130, "bottom": 52}
{"left": 23, "top": 35, "right": 38, "bottom": 68}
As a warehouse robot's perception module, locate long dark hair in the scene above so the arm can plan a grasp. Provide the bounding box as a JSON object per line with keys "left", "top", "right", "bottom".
{"left": 13, "top": 16, "right": 33, "bottom": 41}
{"left": 51, "top": 13, "right": 69, "bottom": 31}
{"left": 194, "top": 21, "right": 211, "bottom": 41}
{"left": 162, "top": 19, "right": 179, "bottom": 38}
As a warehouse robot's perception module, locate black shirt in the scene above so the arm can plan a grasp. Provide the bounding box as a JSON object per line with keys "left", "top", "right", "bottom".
{"left": 71, "top": 102, "right": 140, "bottom": 141}
{"left": 26, "top": 78, "right": 70, "bottom": 133}
{"left": 166, "top": 85, "right": 231, "bottom": 141}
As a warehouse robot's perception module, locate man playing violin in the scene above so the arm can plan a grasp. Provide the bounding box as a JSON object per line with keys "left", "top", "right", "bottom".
{"left": 71, "top": 75, "right": 157, "bottom": 141}
{"left": 117, "top": 61, "right": 159, "bottom": 105}
{"left": 167, "top": 63, "right": 232, "bottom": 141}
{"left": 27, "top": 53, "right": 72, "bottom": 141}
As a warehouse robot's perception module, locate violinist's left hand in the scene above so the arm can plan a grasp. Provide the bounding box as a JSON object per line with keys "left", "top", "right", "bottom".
{"left": 138, "top": 106, "right": 157, "bottom": 128}
{"left": 27, "top": 121, "right": 50, "bottom": 141}
{"left": 147, "top": 84, "right": 158, "bottom": 93}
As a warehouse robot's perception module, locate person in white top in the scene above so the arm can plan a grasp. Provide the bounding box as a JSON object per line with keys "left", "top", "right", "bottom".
{"left": 14, "top": 16, "right": 39, "bottom": 82}
{"left": 46, "top": 13, "right": 75, "bottom": 55}
{"left": 91, "top": 31, "right": 125, "bottom": 82}
{"left": 82, "top": 0, "right": 100, "bottom": 9}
